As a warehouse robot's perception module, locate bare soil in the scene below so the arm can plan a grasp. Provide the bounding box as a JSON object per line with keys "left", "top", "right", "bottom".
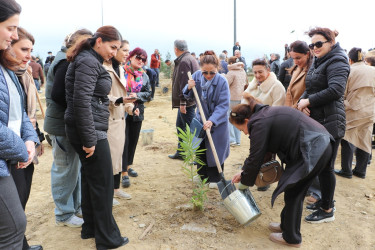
{"left": 26, "top": 78, "right": 375, "bottom": 249}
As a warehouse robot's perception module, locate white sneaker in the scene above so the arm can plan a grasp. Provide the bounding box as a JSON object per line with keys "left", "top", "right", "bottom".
{"left": 113, "top": 198, "right": 120, "bottom": 206}
{"left": 208, "top": 182, "right": 218, "bottom": 189}
{"left": 56, "top": 215, "right": 84, "bottom": 228}
{"left": 114, "top": 190, "right": 132, "bottom": 200}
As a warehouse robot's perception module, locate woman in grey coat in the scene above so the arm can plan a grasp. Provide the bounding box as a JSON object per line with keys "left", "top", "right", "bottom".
{"left": 184, "top": 50, "right": 230, "bottom": 188}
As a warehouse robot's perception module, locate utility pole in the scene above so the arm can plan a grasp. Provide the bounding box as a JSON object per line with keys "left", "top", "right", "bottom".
{"left": 101, "top": 0, "right": 104, "bottom": 26}
{"left": 234, "top": 0, "right": 237, "bottom": 45}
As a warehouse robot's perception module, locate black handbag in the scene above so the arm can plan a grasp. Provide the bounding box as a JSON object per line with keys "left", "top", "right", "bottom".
{"left": 255, "top": 160, "right": 283, "bottom": 187}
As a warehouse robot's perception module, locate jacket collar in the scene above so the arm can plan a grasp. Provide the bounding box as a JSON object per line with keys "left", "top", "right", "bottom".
{"left": 228, "top": 62, "right": 244, "bottom": 71}
{"left": 250, "top": 72, "right": 278, "bottom": 92}
{"left": 88, "top": 47, "right": 104, "bottom": 64}
{"left": 174, "top": 51, "right": 190, "bottom": 64}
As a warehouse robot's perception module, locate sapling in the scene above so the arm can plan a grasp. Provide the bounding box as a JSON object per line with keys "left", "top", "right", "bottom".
{"left": 177, "top": 124, "right": 209, "bottom": 211}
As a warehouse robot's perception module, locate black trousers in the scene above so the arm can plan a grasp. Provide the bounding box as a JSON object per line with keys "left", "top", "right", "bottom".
{"left": 71, "top": 139, "right": 123, "bottom": 250}
{"left": 281, "top": 143, "right": 334, "bottom": 244}
{"left": 122, "top": 117, "right": 142, "bottom": 172}
{"left": 113, "top": 174, "right": 121, "bottom": 189}
{"left": 11, "top": 164, "right": 34, "bottom": 250}
{"left": 197, "top": 141, "right": 223, "bottom": 183}
{"left": 340, "top": 139, "right": 369, "bottom": 176}
{"left": 307, "top": 138, "right": 341, "bottom": 200}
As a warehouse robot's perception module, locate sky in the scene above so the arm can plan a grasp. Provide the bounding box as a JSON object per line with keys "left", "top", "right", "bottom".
{"left": 17, "top": 0, "right": 375, "bottom": 64}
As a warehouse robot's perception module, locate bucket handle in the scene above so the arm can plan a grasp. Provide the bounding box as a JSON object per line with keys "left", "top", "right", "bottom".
{"left": 219, "top": 182, "right": 236, "bottom": 196}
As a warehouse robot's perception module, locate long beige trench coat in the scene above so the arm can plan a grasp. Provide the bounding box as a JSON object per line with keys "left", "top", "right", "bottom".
{"left": 343, "top": 61, "right": 375, "bottom": 153}
{"left": 103, "top": 62, "right": 134, "bottom": 174}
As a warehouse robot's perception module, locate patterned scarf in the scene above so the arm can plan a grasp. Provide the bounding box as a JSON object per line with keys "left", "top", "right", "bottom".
{"left": 124, "top": 61, "right": 144, "bottom": 93}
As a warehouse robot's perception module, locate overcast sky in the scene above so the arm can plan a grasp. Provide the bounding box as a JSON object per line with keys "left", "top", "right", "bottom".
{"left": 17, "top": 0, "right": 375, "bottom": 64}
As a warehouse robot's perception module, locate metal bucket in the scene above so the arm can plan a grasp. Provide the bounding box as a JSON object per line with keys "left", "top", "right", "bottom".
{"left": 141, "top": 129, "right": 154, "bottom": 146}
{"left": 222, "top": 187, "right": 261, "bottom": 226}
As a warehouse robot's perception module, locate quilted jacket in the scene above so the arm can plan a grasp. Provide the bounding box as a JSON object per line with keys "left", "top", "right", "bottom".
{"left": 0, "top": 67, "right": 39, "bottom": 176}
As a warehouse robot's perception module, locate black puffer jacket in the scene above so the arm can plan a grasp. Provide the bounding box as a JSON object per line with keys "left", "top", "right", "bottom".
{"left": 301, "top": 43, "right": 350, "bottom": 139}
{"left": 65, "top": 48, "right": 111, "bottom": 147}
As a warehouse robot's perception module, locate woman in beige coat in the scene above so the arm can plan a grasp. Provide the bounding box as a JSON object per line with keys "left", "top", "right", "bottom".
{"left": 225, "top": 56, "right": 248, "bottom": 146}
{"left": 243, "top": 58, "right": 285, "bottom": 106}
{"left": 104, "top": 40, "right": 138, "bottom": 204}
{"left": 335, "top": 47, "right": 375, "bottom": 179}
{"left": 285, "top": 41, "right": 312, "bottom": 109}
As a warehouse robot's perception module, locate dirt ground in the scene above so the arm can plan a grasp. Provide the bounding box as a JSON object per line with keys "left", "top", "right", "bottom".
{"left": 26, "top": 77, "right": 375, "bottom": 250}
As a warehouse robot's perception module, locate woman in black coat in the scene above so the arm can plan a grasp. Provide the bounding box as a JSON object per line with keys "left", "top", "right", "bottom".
{"left": 297, "top": 27, "right": 350, "bottom": 208}
{"left": 231, "top": 94, "right": 335, "bottom": 248}
{"left": 64, "top": 26, "right": 128, "bottom": 250}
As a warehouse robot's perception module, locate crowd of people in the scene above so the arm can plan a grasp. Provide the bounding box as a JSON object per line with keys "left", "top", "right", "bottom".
{"left": 1, "top": 0, "right": 375, "bottom": 249}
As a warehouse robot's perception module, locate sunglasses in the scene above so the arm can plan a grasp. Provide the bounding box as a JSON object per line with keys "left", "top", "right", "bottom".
{"left": 308, "top": 41, "right": 329, "bottom": 50}
{"left": 135, "top": 55, "right": 146, "bottom": 63}
{"left": 202, "top": 71, "right": 216, "bottom": 76}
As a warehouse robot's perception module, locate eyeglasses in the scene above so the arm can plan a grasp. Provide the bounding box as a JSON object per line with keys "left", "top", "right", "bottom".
{"left": 308, "top": 41, "right": 329, "bottom": 49}
{"left": 135, "top": 55, "right": 146, "bottom": 63}
{"left": 202, "top": 71, "right": 216, "bottom": 76}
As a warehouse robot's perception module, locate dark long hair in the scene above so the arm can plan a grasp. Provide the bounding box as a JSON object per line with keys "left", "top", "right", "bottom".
{"left": 229, "top": 93, "right": 262, "bottom": 125}
{"left": 0, "top": 0, "right": 21, "bottom": 23}
{"left": 67, "top": 25, "right": 122, "bottom": 62}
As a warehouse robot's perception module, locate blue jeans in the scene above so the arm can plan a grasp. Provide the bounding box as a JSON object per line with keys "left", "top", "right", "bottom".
{"left": 228, "top": 100, "right": 241, "bottom": 144}
{"left": 50, "top": 135, "right": 81, "bottom": 222}
{"left": 152, "top": 68, "right": 160, "bottom": 86}
{"left": 176, "top": 105, "right": 196, "bottom": 151}
{"left": 33, "top": 79, "right": 40, "bottom": 90}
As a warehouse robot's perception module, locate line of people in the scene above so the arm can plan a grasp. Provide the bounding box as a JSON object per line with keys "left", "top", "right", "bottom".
{"left": 1, "top": 1, "right": 374, "bottom": 248}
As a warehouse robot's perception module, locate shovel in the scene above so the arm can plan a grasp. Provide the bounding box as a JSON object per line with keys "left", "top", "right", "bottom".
{"left": 187, "top": 72, "right": 236, "bottom": 200}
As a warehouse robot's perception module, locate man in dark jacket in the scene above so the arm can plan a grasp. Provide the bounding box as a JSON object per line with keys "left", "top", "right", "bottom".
{"left": 169, "top": 40, "right": 199, "bottom": 160}
{"left": 29, "top": 56, "right": 45, "bottom": 93}
{"left": 270, "top": 53, "right": 281, "bottom": 76}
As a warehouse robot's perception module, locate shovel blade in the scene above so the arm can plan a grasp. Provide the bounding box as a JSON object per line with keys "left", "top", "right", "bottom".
{"left": 218, "top": 179, "right": 236, "bottom": 200}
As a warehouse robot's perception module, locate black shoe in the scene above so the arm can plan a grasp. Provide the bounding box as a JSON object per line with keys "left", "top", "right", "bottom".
{"left": 121, "top": 237, "right": 129, "bottom": 246}
{"left": 128, "top": 168, "right": 138, "bottom": 177}
{"left": 81, "top": 233, "right": 95, "bottom": 239}
{"left": 306, "top": 200, "right": 336, "bottom": 212}
{"left": 334, "top": 169, "right": 352, "bottom": 179}
{"left": 352, "top": 170, "right": 365, "bottom": 179}
{"left": 122, "top": 176, "right": 130, "bottom": 188}
{"left": 28, "top": 246, "right": 43, "bottom": 250}
{"left": 305, "top": 208, "right": 335, "bottom": 223}
{"left": 257, "top": 184, "right": 270, "bottom": 191}
{"left": 168, "top": 152, "right": 183, "bottom": 160}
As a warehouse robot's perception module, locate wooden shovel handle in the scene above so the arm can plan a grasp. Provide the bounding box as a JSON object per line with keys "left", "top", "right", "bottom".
{"left": 187, "top": 72, "right": 223, "bottom": 174}
{"left": 35, "top": 91, "right": 45, "bottom": 119}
